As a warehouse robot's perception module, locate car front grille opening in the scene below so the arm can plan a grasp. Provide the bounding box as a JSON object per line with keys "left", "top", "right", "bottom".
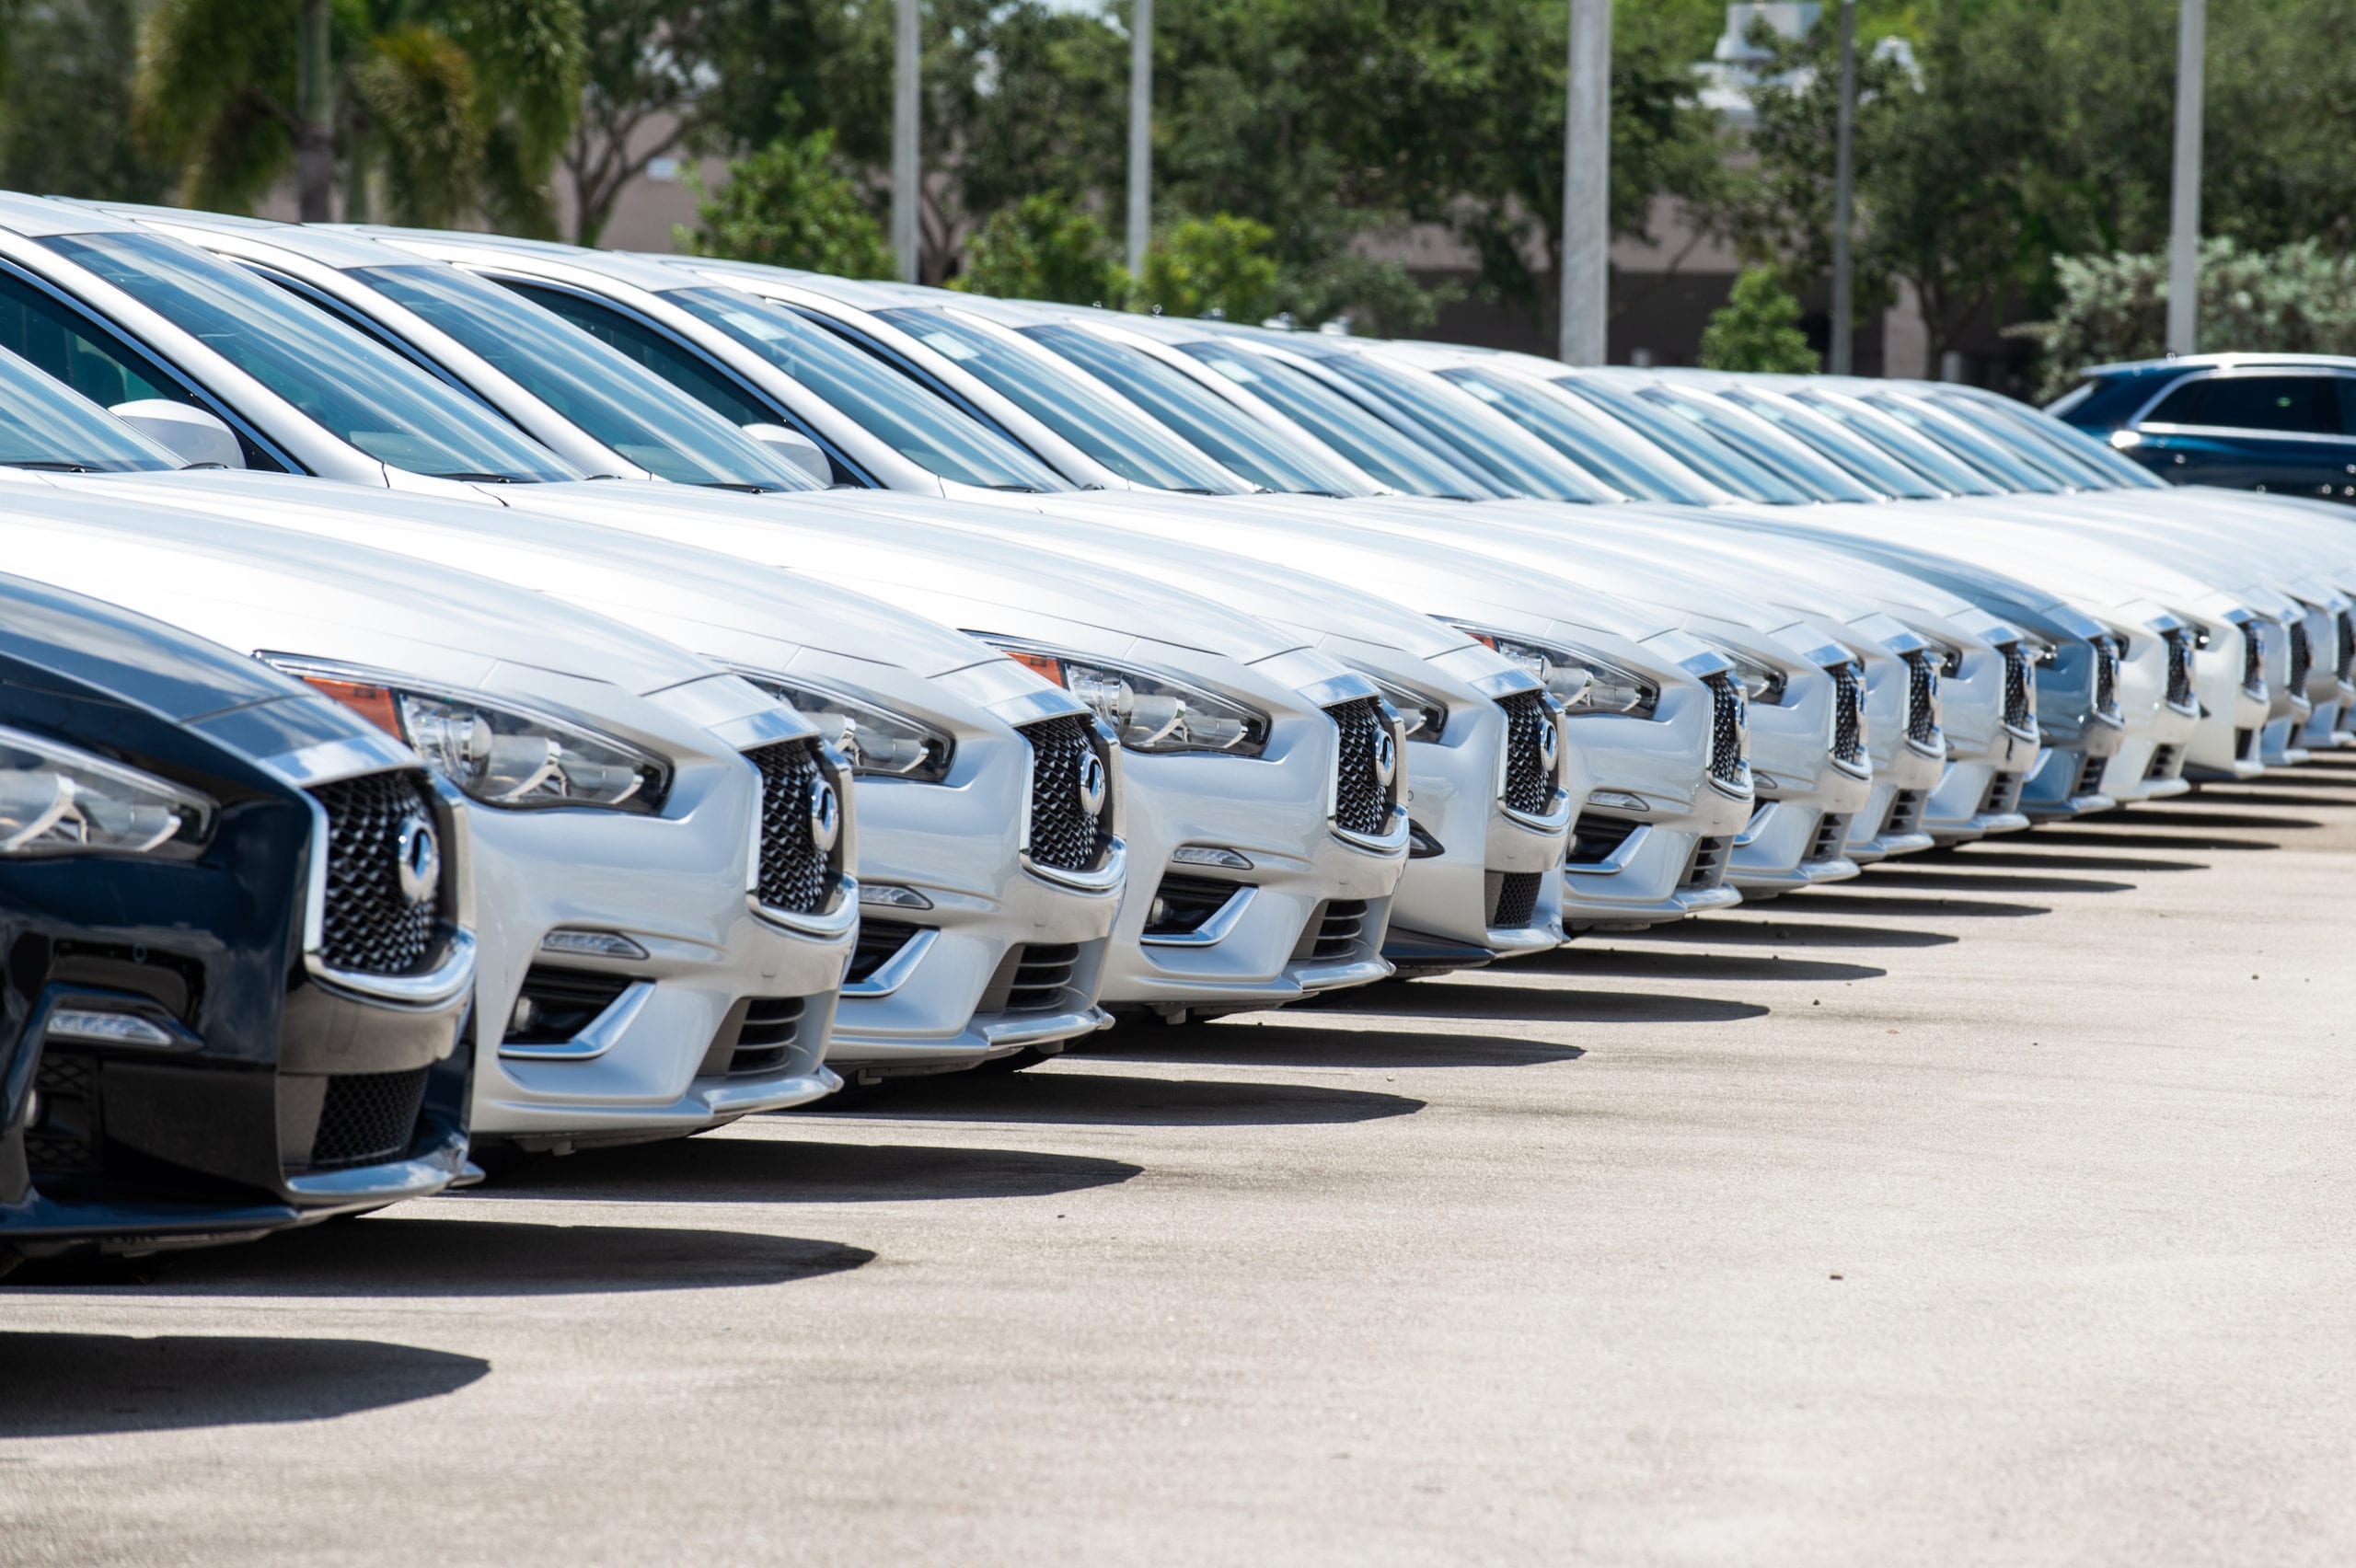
{"left": 308, "top": 769, "right": 439, "bottom": 975}
{"left": 1806, "top": 813, "right": 1851, "bottom": 862}
{"left": 1301, "top": 900, "right": 1370, "bottom": 963}
{"left": 846, "top": 920, "right": 924, "bottom": 985}
{"left": 309, "top": 1067, "right": 429, "bottom": 1170}
{"left": 1489, "top": 870, "right": 1543, "bottom": 929}
{"left": 747, "top": 739, "right": 836, "bottom": 916}
{"left": 1495, "top": 691, "right": 1558, "bottom": 814}
{"left": 1143, "top": 872, "right": 1246, "bottom": 938}
{"left": 1327, "top": 698, "right": 1395, "bottom": 836}
{"left": 2094, "top": 637, "right": 2121, "bottom": 720}
{"left": 2289, "top": 619, "right": 2315, "bottom": 692}
{"left": 1020, "top": 714, "right": 1111, "bottom": 872}
{"left": 2075, "top": 753, "right": 2108, "bottom": 796}
{"left": 2145, "top": 744, "right": 2182, "bottom": 781}
{"left": 1999, "top": 641, "right": 2035, "bottom": 732}
{"left": 1001, "top": 943, "right": 1080, "bottom": 1013}
{"left": 728, "top": 997, "right": 805, "bottom": 1076}
{"left": 504, "top": 966, "right": 633, "bottom": 1045}
{"left": 1704, "top": 674, "right": 1749, "bottom": 790}
{"left": 2243, "top": 628, "right": 2267, "bottom": 696}
{"left": 1902, "top": 651, "right": 1940, "bottom": 747}
{"left": 1568, "top": 813, "right": 1642, "bottom": 866}
{"left": 1682, "top": 836, "right": 1731, "bottom": 890}
{"left": 1829, "top": 661, "right": 1868, "bottom": 767}
{"left": 2338, "top": 610, "right": 2355, "bottom": 683}
{"left": 2236, "top": 726, "right": 2258, "bottom": 761}
{"left": 2163, "top": 629, "right": 2196, "bottom": 709}
{"left": 1981, "top": 773, "right": 2025, "bottom": 816}
{"left": 1883, "top": 790, "right": 1926, "bottom": 837}
{"left": 24, "top": 1051, "right": 102, "bottom": 1175}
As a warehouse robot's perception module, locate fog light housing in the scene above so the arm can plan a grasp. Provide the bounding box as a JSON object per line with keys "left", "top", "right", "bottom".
{"left": 540, "top": 928, "right": 651, "bottom": 962}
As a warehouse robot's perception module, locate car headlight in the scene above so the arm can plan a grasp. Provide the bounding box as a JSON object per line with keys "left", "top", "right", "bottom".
{"left": 733, "top": 670, "right": 953, "bottom": 781}
{"left": 1345, "top": 663, "right": 1449, "bottom": 740}
{"left": 1444, "top": 623, "right": 1658, "bottom": 719}
{"left": 269, "top": 658, "right": 670, "bottom": 813}
{"left": 1699, "top": 640, "right": 1790, "bottom": 705}
{"left": 0, "top": 723, "right": 214, "bottom": 857}
{"left": 978, "top": 637, "right": 1270, "bottom": 755}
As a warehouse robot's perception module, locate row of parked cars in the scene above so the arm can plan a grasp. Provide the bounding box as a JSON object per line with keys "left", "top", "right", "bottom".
{"left": 0, "top": 189, "right": 2346, "bottom": 1270}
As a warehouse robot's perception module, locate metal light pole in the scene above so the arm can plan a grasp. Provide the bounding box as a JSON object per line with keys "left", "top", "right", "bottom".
{"left": 1558, "top": 0, "right": 1611, "bottom": 364}
{"left": 1829, "top": 0, "right": 1857, "bottom": 375}
{"left": 1126, "top": 0, "right": 1153, "bottom": 277}
{"left": 2166, "top": 0, "right": 2205, "bottom": 354}
{"left": 295, "top": 0, "right": 334, "bottom": 222}
{"left": 892, "top": 0, "right": 921, "bottom": 283}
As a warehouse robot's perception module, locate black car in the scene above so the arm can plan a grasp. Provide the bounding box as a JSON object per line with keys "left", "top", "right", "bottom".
{"left": 2050, "top": 354, "right": 2356, "bottom": 503}
{"left": 0, "top": 572, "right": 475, "bottom": 1271}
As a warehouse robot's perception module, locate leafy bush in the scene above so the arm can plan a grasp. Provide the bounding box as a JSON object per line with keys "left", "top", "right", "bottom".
{"left": 950, "top": 193, "right": 1125, "bottom": 306}
{"left": 1127, "top": 214, "right": 1282, "bottom": 323}
{"left": 675, "top": 129, "right": 895, "bottom": 279}
{"left": 1697, "top": 267, "right": 1820, "bottom": 374}
{"left": 2014, "top": 239, "right": 2356, "bottom": 399}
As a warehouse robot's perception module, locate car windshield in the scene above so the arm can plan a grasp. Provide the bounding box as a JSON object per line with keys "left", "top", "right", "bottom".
{"left": 863, "top": 306, "right": 1247, "bottom": 493}
{"left": 664, "top": 287, "right": 1066, "bottom": 491}
{"left": 1788, "top": 388, "right": 2004, "bottom": 495}
{"left": 1439, "top": 366, "right": 1728, "bottom": 504}
{"left": 1860, "top": 391, "right": 2063, "bottom": 490}
{"left": 1715, "top": 386, "right": 1946, "bottom": 498}
{"left": 0, "top": 344, "right": 179, "bottom": 471}
{"left": 1936, "top": 392, "right": 2167, "bottom": 490}
{"left": 1012, "top": 319, "right": 1372, "bottom": 496}
{"left": 41, "top": 230, "right": 575, "bottom": 481}
{"left": 353, "top": 263, "right": 818, "bottom": 490}
{"left": 1548, "top": 377, "right": 1810, "bottom": 503}
{"left": 1310, "top": 350, "right": 1621, "bottom": 502}
{"left": 1632, "top": 384, "right": 1882, "bottom": 502}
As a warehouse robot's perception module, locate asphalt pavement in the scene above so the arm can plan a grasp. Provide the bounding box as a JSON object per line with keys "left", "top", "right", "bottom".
{"left": 6, "top": 759, "right": 2353, "bottom": 1567}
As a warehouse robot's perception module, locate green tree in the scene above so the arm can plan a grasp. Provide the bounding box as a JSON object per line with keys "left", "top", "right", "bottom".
{"left": 562, "top": 0, "right": 726, "bottom": 245}
{"left": 0, "top": 0, "right": 174, "bottom": 202}
{"left": 676, "top": 128, "right": 896, "bottom": 277}
{"left": 1127, "top": 213, "right": 1281, "bottom": 321}
{"left": 951, "top": 194, "right": 1125, "bottom": 305}
{"left": 133, "top": 0, "right": 584, "bottom": 229}
{"left": 1697, "top": 267, "right": 1819, "bottom": 373}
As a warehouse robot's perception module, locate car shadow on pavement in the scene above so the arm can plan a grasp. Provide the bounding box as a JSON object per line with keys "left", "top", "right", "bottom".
{"left": 1858, "top": 866, "right": 2137, "bottom": 895}
{"left": 18, "top": 1220, "right": 874, "bottom": 1298}
{"left": 2174, "top": 793, "right": 2344, "bottom": 813}
{"left": 471, "top": 1137, "right": 1142, "bottom": 1205}
{"left": 1645, "top": 918, "right": 1959, "bottom": 949}
{"left": 2111, "top": 807, "right": 2320, "bottom": 831}
{"left": 1349, "top": 981, "right": 1769, "bottom": 1025}
{"left": 1540, "top": 948, "right": 1888, "bottom": 984}
{"left": 1095, "top": 1021, "right": 1583, "bottom": 1069}
{"left": 0, "top": 1332, "right": 489, "bottom": 1438}
{"left": 814, "top": 1071, "right": 1425, "bottom": 1128}
{"left": 1761, "top": 890, "right": 2052, "bottom": 919}
{"left": 1945, "top": 843, "right": 2218, "bottom": 870}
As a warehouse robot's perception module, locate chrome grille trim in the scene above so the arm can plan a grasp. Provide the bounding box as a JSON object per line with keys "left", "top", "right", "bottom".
{"left": 1901, "top": 650, "right": 1942, "bottom": 754}
{"left": 1326, "top": 698, "right": 1408, "bottom": 848}
{"left": 1827, "top": 660, "right": 1869, "bottom": 772}
{"left": 745, "top": 739, "right": 840, "bottom": 918}
{"left": 2093, "top": 636, "right": 2123, "bottom": 725}
{"left": 1704, "top": 674, "right": 1750, "bottom": 794}
{"left": 2242, "top": 624, "right": 2267, "bottom": 698}
{"left": 1998, "top": 640, "right": 2036, "bottom": 735}
{"left": 2289, "top": 618, "right": 2314, "bottom": 693}
{"left": 2162, "top": 628, "right": 2197, "bottom": 711}
{"left": 1494, "top": 690, "right": 1566, "bottom": 824}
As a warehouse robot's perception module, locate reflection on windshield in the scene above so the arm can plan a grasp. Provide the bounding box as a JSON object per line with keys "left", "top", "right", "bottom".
{"left": 356, "top": 264, "right": 817, "bottom": 490}
{"left": 1312, "top": 351, "right": 1619, "bottom": 502}
{"left": 1178, "top": 341, "right": 1498, "bottom": 498}
{"left": 667, "top": 288, "right": 1066, "bottom": 491}
{"left": 1441, "top": 367, "right": 1725, "bottom": 504}
{"left": 1789, "top": 389, "right": 2004, "bottom": 495}
{"left": 1717, "top": 386, "right": 1944, "bottom": 498}
{"left": 42, "top": 231, "right": 576, "bottom": 481}
{"left": 0, "top": 344, "right": 179, "bottom": 472}
{"left": 1634, "top": 385, "right": 1881, "bottom": 502}
{"left": 1550, "top": 378, "right": 1809, "bottom": 503}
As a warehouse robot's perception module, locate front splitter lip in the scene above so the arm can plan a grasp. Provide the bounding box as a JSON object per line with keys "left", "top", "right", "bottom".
{"left": 826, "top": 1006, "right": 1111, "bottom": 1067}
{"left": 2025, "top": 790, "right": 2117, "bottom": 821}
{"left": 481, "top": 1066, "right": 842, "bottom": 1133}
{"left": 1927, "top": 810, "right": 2033, "bottom": 845}
{"left": 1731, "top": 855, "right": 1861, "bottom": 894}
{"left": 1848, "top": 830, "right": 1935, "bottom": 864}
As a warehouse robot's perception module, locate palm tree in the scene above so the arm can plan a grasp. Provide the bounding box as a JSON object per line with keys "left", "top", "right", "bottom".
{"left": 134, "top": 0, "right": 586, "bottom": 231}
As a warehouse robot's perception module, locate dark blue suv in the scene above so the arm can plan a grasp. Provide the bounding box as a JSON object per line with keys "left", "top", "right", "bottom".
{"left": 2050, "top": 354, "right": 2356, "bottom": 503}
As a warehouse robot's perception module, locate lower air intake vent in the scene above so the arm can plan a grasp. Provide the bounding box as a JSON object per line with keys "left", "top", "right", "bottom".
{"left": 846, "top": 921, "right": 923, "bottom": 985}
{"left": 2000, "top": 641, "right": 2035, "bottom": 733}
{"left": 1327, "top": 698, "right": 1397, "bottom": 836}
{"left": 310, "top": 1067, "right": 428, "bottom": 1170}
{"left": 24, "top": 1052, "right": 101, "bottom": 1174}
{"left": 1882, "top": 790, "right": 1926, "bottom": 838}
{"left": 1020, "top": 714, "right": 1111, "bottom": 872}
{"left": 1806, "top": 813, "right": 1850, "bottom": 863}
{"left": 729, "top": 997, "right": 804, "bottom": 1075}
{"left": 1144, "top": 872, "right": 1244, "bottom": 938}
{"left": 2145, "top": 744, "right": 2182, "bottom": 781}
{"left": 1682, "top": 836, "right": 1731, "bottom": 890}
{"left": 506, "top": 967, "right": 631, "bottom": 1045}
{"left": 309, "top": 769, "right": 440, "bottom": 975}
{"left": 1495, "top": 691, "right": 1559, "bottom": 815}
{"left": 746, "top": 739, "right": 836, "bottom": 915}
{"left": 1489, "top": 871, "right": 1542, "bottom": 929}
{"left": 1981, "top": 773, "right": 2024, "bottom": 816}
{"left": 1002, "top": 943, "right": 1079, "bottom": 1012}
{"left": 1569, "top": 813, "right": 1642, "bottom": 866}
{"left": 2075, "top": 753, "right": 2108, "bottom": 796}
{"left": 1304, "top": 901, "right": 1369, "bottom": 963}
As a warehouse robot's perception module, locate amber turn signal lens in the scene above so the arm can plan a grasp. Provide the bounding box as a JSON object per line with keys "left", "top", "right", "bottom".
{"left": 301, "top": 675, "right": 403, "bottom": 738}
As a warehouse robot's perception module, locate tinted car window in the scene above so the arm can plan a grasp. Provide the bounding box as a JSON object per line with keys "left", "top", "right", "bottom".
{"left": 1311, "top": 350, "right": 1621, "bottom": 502}
{"left": 41, "top": 231, "right": 575, "bottom": 481}
{"left": 2149, "top": 375, "right": 2340, "bottom": 434}
{"left": 1549, "top": 377, "right": 1809, "bottom": 503}
{"left": 1717, "top": 386, "right": 1945, "bottom": 498}
{"left": 1440, "top": 367, "right": 1727, "bottom": 504}
{"left": 1790, "top": 389, "right": 2004, "bottom": 495}
{"left": 0, "top": 341, "right": 180, "bottom": 473}
{"left": 504, "top": 278, "right": 777, "bottom": 429}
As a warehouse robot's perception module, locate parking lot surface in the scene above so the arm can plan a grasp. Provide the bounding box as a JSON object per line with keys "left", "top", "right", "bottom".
{"left": 5, "top": 763, "right": 2353, "bottom": 1567}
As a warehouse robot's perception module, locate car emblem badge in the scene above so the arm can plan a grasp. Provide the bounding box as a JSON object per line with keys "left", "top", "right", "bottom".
{"left": 1537, "top": 719, "right": 1560, "bottom": 772}
{"left": 1076, "top": 751, "right": 1109, "bottom": 818}
{"left": 394, "top": 813, "right": 439, "bottom": 907}
{"left": 1372, "top": 730, "right": 1398, "bottom": 790}
{"left": 809, "top": 780, "right": 842, "bottom": 855}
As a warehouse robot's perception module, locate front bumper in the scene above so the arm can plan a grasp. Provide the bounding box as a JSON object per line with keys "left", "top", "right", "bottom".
{"left": 1385, "top": 699, "right": 1571, "bottom": 970}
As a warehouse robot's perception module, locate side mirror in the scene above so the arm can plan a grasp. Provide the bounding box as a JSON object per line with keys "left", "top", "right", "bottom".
{"left": 110, "top": 399, "right": 244, "bottom": 469}
{"left": 742, "top": 421, "right": 831, "bottom": 485}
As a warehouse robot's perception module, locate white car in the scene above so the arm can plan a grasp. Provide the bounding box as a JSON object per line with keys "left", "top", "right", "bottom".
{"left": 0, "top": 478, "right": 852, "bottom": 1156}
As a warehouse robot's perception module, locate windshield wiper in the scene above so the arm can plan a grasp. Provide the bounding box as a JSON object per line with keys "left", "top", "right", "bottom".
{"left": 700, "top": 481, "right": 774, "bottom": 494}
{"left": 3, "top": 459, "right": 98, "bottom": 473}
{"left": 430, "top": 470, "right": 530, "bottom": 484}
{"left": 985, "top": 483, "right": 1046, "bottom": 493}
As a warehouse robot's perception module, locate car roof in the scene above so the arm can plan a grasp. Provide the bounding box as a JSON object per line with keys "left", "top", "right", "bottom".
{"left": 2081, "top": 352, "right": 2356, "bottom": 376}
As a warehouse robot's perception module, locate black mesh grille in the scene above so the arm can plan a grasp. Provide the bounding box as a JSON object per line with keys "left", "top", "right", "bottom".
{"left": 1903, "top": 651, "right": 1940, "bottom": 747}
{"left": 1327, "top": 698, "right": 1395, "bottom": 836}
{"left": 2000, "top": 642, "right": 2035, "bottom": 733}
{"left": 1705, "top": 674, "right": 1748, "bottom": 789}
{"left": 2093, "top": 638, "right": 2121, "bottom": 720}
{"left": 1490, "top": 870, "right": 1542, "bottom": 929}
{"left": 1496, "top": 691, "right": 1558, "bottom": 815}
{"left": 2243, "top": 625, "right": 2267, "bottom": 696}
{"left": 747, "top": 740, "right": 834, "bottom": 915}
{"left": 309, "top": 1067, "right": 428, "bottom": 1170}
{"left": 2163, "top": 628, "right": 2195, "bottom": 709}
{"left": 2338, "top": 611, "right": 2354, "bottom": 683}
{"left": 309, "top": 770, "right": 438, "bottom": 975}
{"left": 1306, "top": 901, "right": 1369, "bottom": 963}
{"left": 1829, "top": 662, "right": 1867, "bottom": 767}
{"left": 1020, "top": 715, "right": 1111, "bottom": 872}
{"left": 1004, "top": 944, "right": 1079, "bottom": 1012}
{"left": 24, "top": 1052, "right": 100, "bottom": 1174}
{"left": 2289, "top": 619, "right": 2314, "bottom": 692}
